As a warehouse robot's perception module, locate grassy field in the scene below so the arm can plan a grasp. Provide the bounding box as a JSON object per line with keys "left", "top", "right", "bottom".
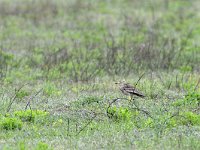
{"left": 0, "top": 0, "right": 200, "bottom": 149}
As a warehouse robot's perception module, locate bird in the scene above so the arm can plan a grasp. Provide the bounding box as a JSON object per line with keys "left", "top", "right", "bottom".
{"left": 115, "top": 81, "right": 145, "bottom": 100}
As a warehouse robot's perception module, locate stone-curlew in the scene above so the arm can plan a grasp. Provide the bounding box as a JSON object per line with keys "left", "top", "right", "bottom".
{"left": 115, "top": 81, "right": 145, "bottom": 100}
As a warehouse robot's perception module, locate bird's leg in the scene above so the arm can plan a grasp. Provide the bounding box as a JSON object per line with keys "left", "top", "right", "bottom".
{"left": 130, "top": 95, "right": 135, "bottom": 101}
{"left": 128, "top": 95, "right": 132, "bottom": 101}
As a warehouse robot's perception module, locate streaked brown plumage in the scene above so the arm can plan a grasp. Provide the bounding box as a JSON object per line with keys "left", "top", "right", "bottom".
{"left": 115, "top": 81, "right": 145, "bottom": 99}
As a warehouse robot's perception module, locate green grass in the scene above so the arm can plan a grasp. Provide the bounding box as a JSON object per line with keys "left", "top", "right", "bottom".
{"left": 0, "top": 0, "right": 200, "bottom": 149}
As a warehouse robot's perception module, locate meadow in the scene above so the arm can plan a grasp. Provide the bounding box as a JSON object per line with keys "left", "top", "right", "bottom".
{"left": 0, "top": 0, "right": 200, "bottom": 149}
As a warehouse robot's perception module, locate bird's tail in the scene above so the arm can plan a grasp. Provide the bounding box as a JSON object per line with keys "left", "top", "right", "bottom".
{"left": 135, "top": 92, "right": 145, "bottom": 98}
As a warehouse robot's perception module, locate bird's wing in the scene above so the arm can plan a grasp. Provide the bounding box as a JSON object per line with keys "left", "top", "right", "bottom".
{"left": 122, "top": 84, "right": 134, "bottom": 92}
{"left": 123, "top": 83, "right": 134, "bottom": 89}
{"left": 123, "top": 84, "right": 136, "bottom": 92}
{"left": 123, "top": 84, "right": 145, "bottom": 97}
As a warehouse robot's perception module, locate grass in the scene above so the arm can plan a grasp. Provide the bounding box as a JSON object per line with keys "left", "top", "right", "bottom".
{"left": 0, "top": 0, "right": 200, "bottom": 149}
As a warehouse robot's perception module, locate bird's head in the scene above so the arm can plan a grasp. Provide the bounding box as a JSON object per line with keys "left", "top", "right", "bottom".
{"left": 115, "top": 80, "right": 126, "bottom": 86}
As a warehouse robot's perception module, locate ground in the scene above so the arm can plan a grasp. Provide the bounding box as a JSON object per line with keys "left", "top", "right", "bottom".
{"left": 0, "top": 0, "right": 200, "bottom": 150}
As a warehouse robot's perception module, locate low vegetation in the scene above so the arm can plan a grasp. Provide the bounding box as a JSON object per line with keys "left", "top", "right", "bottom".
{"left": 0, "top": 0, "right": 200, "bottom": 149}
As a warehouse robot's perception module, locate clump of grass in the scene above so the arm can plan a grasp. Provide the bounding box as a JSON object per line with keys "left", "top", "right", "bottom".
{"left": 107, "top": 106, "right": 132, "bottom": 122}
{"left": 80, "top": 96, "right": 102, "bottom": 106}
{"left": 14, "top": 110, "right": 49, "bottom": 123}
{"left": 184, "top": 92, "right": 200, "bottom": 106}
{"left": 144, "top": 111, "right": 200, "bottom": 130}
{"left": 71, "top": 96, "right": 103, "bottom": 109}
{"left": 178, "top": 112, "right": 200, "bottom": 126}
{"left": 16, "top": 89, "right": 30, "bottom": 100}
{"left": 36, "top": 142, "right": 52, "bottom": 150}
{"left": 0, "top": 50, "right": 14, "bottom": 79}
{"left": 0, "top": 116, "right": 22, "bottom": 130}
{"left": 173, "top": 91, "right": 200, "bottom": 108}
{"left": 18, "top": 141, "right": 26, "bottom": 150}
{"left": 43, "top": 82, "right": 61, "bottom": 96}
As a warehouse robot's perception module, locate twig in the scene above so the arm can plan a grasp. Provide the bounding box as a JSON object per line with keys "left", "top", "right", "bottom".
{"left": 163, "top": 110, "right": 180, "bottom": 125}
{"left": 194, "top": 77, "right": 200, "bottom": 92}
{"left": 25, "top": 88, "right": 43, "bottom": 110}
{"left": 106, "top": 97, "right": 153, "bottom": 119}
{"left": 67, "top": 118, "right": 70, "bottom": 136}
{"left": 134, "top": 73, "right": 145, "bottom": 89}
{"left": 76, "top": 111, "right": 97, "bottom": 136}
{"left": 131, "top": 101, "right": 153, "bottom": 119}
{"left": 106, "top": 98, "right": 128, "bottom": 117}
{"left": 6, "top": 83, "right": 28, "bottom": 113}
